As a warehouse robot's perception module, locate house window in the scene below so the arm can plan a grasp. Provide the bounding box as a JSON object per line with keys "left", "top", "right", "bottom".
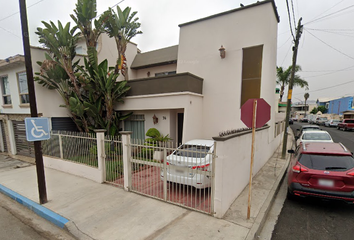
{"left": 17, "top": 72, "right": 29, "bottom": 104}
{"left": 155, "top": 71, "right": 176, "bottom": 77}
{"left": 1, "top": 76, "right": 11, "bottom": 105}
{"left": 124, "top": 114, "right": 145, "bottom": 140}
{"left": 240, "top": 45, "right": 263, "bottom": 107}
{"left": 325, "top": 103, "right": 329, "bottom": 109}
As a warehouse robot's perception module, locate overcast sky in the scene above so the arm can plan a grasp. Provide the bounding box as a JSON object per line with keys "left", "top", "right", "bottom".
{"left": 0, "top": 0, "right": 353, "bottom": 102}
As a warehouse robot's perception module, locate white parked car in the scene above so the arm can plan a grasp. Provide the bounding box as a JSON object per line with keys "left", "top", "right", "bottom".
{"left": 161, "top": 139, "right": 214, "bottom": 189}
{"left": 296, "top": 130, "right": 333, "bottom": 146}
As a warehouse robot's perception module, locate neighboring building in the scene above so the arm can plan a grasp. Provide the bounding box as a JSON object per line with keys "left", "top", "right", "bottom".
{"left": 0, "top": 0, "right": 280, "bottom": 157}
{"left": 291, "top": 100, "right": 316, "bottom": 119}
{"left": 327, "top": 96, "right": 354, "bottom": 116}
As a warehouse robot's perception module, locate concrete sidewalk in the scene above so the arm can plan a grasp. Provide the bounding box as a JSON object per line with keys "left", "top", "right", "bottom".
{"left": 0, "top": 133, "right": 293, "bottom": 240}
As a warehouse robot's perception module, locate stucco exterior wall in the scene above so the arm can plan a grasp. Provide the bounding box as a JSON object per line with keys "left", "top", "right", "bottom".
{"left": 177, "top": 2, "right": 278, "bottom": 139}
{"left": 213, "top": 126, "right": 282, "bottom": 218}
{"left": 133, "top": 64, "right": 177, "bottom": 79}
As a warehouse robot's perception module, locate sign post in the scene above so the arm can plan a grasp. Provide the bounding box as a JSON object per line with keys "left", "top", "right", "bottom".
{"left": 241, "top": 98, "right": 270, "bottom": 219}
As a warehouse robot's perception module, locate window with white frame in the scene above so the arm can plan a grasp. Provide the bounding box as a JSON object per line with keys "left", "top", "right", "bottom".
{"left": 17, "top": 72, "right": 29, "bottom": 104}
{"left": 1, "top": 76, "right": 11, "bottom": 105}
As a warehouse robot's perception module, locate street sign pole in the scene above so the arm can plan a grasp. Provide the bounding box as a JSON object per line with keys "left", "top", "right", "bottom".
{"left": 19, "top": 0, "right": 47, "bottom": 204}
{"left": 247, "top": 99, "right": 257, "bottom": 219}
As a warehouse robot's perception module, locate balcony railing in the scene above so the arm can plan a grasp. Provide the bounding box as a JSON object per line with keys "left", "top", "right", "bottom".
{"left": 126, "top": 72, "right": 203, "bottom": 96}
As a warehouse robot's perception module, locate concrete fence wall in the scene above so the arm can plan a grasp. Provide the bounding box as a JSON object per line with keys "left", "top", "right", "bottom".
{"left": 213, "top": 126, "right": 283, "bottom": 218}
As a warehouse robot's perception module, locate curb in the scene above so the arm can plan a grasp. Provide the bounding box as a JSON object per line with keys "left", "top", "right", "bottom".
{"left": 0, "top": 184, "right": 69, "bottom": 229}
{"left": 245, "top": 133, "right": 293, "bottom": 240}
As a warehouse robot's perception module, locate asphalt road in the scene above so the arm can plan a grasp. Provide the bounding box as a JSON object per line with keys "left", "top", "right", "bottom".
{"left": 271, "top": 122, "right": 354, "bottom": 240}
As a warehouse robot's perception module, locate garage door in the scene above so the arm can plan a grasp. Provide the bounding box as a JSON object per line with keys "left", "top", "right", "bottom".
{"left": 13, "top": 120, "right": 34, "bottom": 157}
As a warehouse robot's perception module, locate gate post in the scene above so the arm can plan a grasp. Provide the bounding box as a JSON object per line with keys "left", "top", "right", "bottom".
{"left": 94, "top": 129, "right": 106, "bottom": 183}
{"left": 120, "top": 131, "right": 132, "bottom": 191}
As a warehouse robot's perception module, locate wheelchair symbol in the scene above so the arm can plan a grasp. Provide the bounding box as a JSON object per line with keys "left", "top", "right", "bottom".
{"left": 31, "top": 120, "right": 49, "bottom": 138}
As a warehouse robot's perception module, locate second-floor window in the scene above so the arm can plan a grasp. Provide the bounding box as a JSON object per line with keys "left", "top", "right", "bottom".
{"left": 17, "top": 72, "right": 30, "bottom": 104}
{"left": 1, "top": 76, "right": 11, "bottom": 105}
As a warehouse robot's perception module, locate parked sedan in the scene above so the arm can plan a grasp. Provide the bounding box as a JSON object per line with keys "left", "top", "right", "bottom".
{"left": 161, "top": 139, "right": 214, "bottom": 189}
{"left": 296, "top": 130, "right": 333, "bottom": 146}
{"left": 295, "top": 124, "right": 321, "bottom": 139}
{"left": 328, "top": 119, "right": 341, "bottom": 127}
{"left": 287, "top": 142, "right": 354, "bottom": 203}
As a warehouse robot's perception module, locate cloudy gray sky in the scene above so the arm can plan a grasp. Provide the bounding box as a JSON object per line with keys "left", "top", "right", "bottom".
{"left": 0, "top": 0, "right": 353, "bottom": 102}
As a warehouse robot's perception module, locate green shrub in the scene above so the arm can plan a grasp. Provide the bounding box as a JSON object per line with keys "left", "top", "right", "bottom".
{"left": 146, "top": 128, "right": 160, "bottom": 138}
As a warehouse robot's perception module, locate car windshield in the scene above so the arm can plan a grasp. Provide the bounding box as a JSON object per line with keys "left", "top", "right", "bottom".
{"left": 345, "top": 120, "right": 354, "bottom": 123}
{"left": 173, "top": 144, "right": 211, "bottom": 158}
{"left": 302, "top": 127, "right": 319, "bottom": 131}
{"left": 302, "top": 132, "right": 331, "bottom": 141}
{"left": 299, "top": 154, "right": 354, "bottom": 171}
{"left": 320, "top": 117, "right": 327, "bottom": 120}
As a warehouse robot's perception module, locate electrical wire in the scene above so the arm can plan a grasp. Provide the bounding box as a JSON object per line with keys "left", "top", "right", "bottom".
{"left": 0, "top": 26, "right": 21, "bottom": 38}
{"left": 95, "top": 0, "right": 125, "bottom": 19}
{"left": 0, "top": 0, "right": 45, "bottom": 23}
{"left": 291, "top": 0, "right": 297, "bottom": 30}
{"left": 293, "top": 80, "right": 354, "bottom": 95}
{"left": 286, "top": 0, "right": 295, "bottom": 40}
{"left": 278, "top": 36, "right": 292, "bottom": 49}
{"left": 305, "top": 3, "right": 354, "bottom": 25}
{"left": 305, "top": 29, "right": 354, "bottom": 61}
{"left": 280, "top": 44, "right": 292, "bottom": 66}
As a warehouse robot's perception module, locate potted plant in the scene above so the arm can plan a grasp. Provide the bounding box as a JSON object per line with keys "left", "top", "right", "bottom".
{"left": 145, "top": 128, "right": 171, "bottom": 161}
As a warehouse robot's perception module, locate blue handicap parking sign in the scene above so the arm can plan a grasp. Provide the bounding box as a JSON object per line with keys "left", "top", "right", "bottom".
{"left": 25, "top": 117, "right": 51, "bottom": 142}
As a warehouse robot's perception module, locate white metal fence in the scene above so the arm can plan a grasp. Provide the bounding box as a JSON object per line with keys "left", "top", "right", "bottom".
{"left": 42, "top": 131, "right": 98, "bottom": 168}
{"left": 103, "top": 135, "right": 124, "bottom": 187}
{"left": 126, "top": 138, "right": 215, "bottom": 215}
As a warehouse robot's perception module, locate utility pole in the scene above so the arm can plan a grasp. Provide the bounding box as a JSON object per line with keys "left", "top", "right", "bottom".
{"left": 19, "top": 0, "right": 48, "bottom": 204}
{"left": 282, "top": 18, "right": 303, "bottom": 158}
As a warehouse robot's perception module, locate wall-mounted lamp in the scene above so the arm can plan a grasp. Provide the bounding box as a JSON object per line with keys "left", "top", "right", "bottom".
{"left": 219, "top": 45, "right": 226, "bottom": 59}
{"left": 153, "top": 114, "right": 158, "bottom": 124}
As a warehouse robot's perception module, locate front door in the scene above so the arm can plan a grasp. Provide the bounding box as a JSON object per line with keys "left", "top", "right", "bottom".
{"left": 177, "top": 113, "right": 184, "bottom": 145}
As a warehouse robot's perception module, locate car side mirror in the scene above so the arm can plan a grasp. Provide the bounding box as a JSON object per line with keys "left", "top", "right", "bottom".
{"left": 288, "top": 149, "right": 295, "bottom": 154}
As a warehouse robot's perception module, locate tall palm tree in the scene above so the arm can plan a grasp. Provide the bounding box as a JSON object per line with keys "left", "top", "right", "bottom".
{"left": 276, "top": 65, "right": 309, "bottom": 102}
{"left": 103, "top": 6, "right": 142, "bottom": 80}
{"left": 304, "top": 92, "right": 309, "bottom": 117}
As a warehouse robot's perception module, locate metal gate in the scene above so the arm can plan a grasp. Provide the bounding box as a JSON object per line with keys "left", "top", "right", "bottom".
{"left": 0, "top": 120, "right": 8, "bottom": 152}
{"left": 104, "top": 135, "right": 124, "bottom": 187}
{"left": 13, "top": 120, "right": 34, "bottom": 157}
{"left": 129, "top": 140, "right": 215, "bottom": 215}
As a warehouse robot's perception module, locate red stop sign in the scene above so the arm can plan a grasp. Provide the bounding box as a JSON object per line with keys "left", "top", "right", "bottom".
{"left": 241, "top": 98, "right": 271, "bottom": 128}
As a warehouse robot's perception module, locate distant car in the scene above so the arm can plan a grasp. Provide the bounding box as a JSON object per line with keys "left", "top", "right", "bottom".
{"left": 296, "top": 130, "right": 333, "bottom": 146}
{"left": 287, "top": 142, "right": 354, "bottom": 203}
{"left": 161, "top": 139, "right": 214, "bottom": 189}
{"left": 325, "top": 119, "right": 341, "bottom": 127}
{"left": 295, "top": 124, "right": 321, "bottom": 140}
{"left": 315, "top": 117, "right": 328, "bottom": 126}
{"left": 301, "top": 118, "right": 308, "bottom": 123}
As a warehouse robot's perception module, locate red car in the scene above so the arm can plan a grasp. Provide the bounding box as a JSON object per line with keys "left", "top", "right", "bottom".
{"left": 287, "top": 142, "right": 354, "bottom": 203}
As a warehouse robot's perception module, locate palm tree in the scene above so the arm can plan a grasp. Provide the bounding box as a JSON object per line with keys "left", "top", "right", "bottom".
{"left": 103, "top": 6, "right": 142, "bottom": 80}
{"left": 304, "top": 92, "right": 309, "bottom": 117}
{"left": 276, "top": 65, "right": 309, "bottom": 102}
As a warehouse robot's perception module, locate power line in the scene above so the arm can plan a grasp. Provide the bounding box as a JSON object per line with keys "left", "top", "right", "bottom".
{"left": 0, "top": 0, "right": 45, "bottom": 23}
{"left": 281, "top": 44, "right": 292, "bottom": 66}
{"left": 294, "top": 80, "right": 354, "bottom": 95}
{"left": 278, "top": 36, "right": 291, "bottom": 49}
{"left": 0, "top": 26, "right": 21, "bottom": 38}
{"left": 291, "top": 0, "right": 297, "bottom": 30}
{"left": 305, "top": 29, "right": 354, "bottom": 61}
{"left": 305, "top": 0, "right": 346, "bottom": 24}
{"left": 286, "top": 0, "right": 295, "bottom": 40}
{"left": 95, "top": 0, "right": 125, "bottom": 19}
{"left": 305, "top": 3, "right": 354, "bottom": 25}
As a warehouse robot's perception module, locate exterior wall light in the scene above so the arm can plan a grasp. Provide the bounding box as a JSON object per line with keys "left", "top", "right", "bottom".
{"left": 219, "top": 45, "right": 226, "bottom": 59}
{"left": 153, "top": 114, "right": 158, "bottom": 124}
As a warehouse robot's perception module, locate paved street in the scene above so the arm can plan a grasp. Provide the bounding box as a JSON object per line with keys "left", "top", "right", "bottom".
{"left": 271, "top": 122, "right": 354, "bottom": 240}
